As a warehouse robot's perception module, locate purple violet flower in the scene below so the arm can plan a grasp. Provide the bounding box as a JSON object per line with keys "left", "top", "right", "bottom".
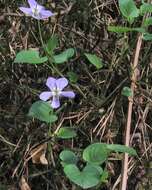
{"left": 39, "top": 77, "right": 75, "bottom": 109}
{"left": 19, "top": 0, "right": 54, "bottom": 20}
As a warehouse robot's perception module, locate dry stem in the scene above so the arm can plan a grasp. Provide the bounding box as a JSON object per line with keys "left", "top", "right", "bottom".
{"left": 120, "top": 34, "right": 143, "bottom": 190}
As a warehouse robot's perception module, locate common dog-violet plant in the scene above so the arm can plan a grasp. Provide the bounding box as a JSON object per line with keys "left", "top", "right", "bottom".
{"left": 18, "top": 0, "right": 75, "bottom": 77}
{"left": 13, "top": 0, "right": 141, "bottom": 189}
{"left": 19, "top": 0, "right": 54, "bottom": 20}
{"left": 39, "top": 77, "right": 75, "bottom": 109}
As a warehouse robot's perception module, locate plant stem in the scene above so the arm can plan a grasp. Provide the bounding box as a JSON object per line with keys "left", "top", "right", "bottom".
{"left": 38, "top": 20, "right": 45, "bottom": 49}
{"left": 37, "top": 20, "right": 64, "bottom": 77}
{"left": 120, "top": 34, "right": 143, "bottom": 190}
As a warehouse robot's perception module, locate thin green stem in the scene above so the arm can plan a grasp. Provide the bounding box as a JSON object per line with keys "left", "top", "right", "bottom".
{"left": 37, "top": 20, "right": 64, "bottom": 77}
{"left": 38, "top": 20, "right": 45, "bottom": 48}
{"left": 38, "top": 21, "right": 59, "bottom": 190}
{"left": 48, "top": 57, "right": 64, "bottom": 77}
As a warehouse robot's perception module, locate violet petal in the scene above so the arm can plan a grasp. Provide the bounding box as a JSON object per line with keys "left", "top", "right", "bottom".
{"left": 46, "top": 77, "right": 56, "bottom": 90}
{"left": 37, "top": 5, "right": 45, "bottom": 11}
{"left": 19, "top": 7, "right": 32, "bottom": 15}
{"left": 28, "top": 0, "right": 37, "bottom": 8}
{"left": 56, "top": 78, "right": 68, "bottom": 90}
{"left": 51, "top": 96, "right": 60, "bottom": 108}
{"left": 40, "top": 10, "right": 54, "bottom": 19}
{"left": 31, "top": 14, "right": 41, "bottom": 20}
{"left": 39, "top": 91, "right": 52, "bottom": 101}
{"left": 60, "top": 91, "right": 75, "bottom": 98}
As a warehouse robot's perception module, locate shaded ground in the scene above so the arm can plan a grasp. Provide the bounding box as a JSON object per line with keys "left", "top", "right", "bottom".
{"left": 0, "top": 0, "right": 152, "bottom": 189}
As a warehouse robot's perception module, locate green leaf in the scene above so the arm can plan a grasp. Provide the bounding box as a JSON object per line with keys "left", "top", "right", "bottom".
{"left": 46, "top": 35, "right": 58, "bottom": 55}
{"left": 67, "top": 71, "right": 78, "bottom": 83}
{"left": 56, "top": 127, "right": 77, "bottom": 139}
{"left": 84, "top": 53, "right": 103, "bottom": 69}
{"left": 143, "top": 33, "right": 152, "bottom": 41}
{"left": 108, "top": 26, "right": 145, "bottom": 33}
{"left": 118, "top": 0, "right": 139, "bottom": 23}
{"left": 83, "top": 143, "right": 109, "bottom": 165}
{"left": 59, "top": 150, "right": 78, "bottom": 166}
{"left": 143, "top": 17, "right": 152, "bottom": 26}
{"left": 140, "top": 3, "right": 152, "bottom": 15}
{"left": 0, "top": 184, "right": 8, "bottom": 190}
{"left": 100, "top": 170, "right": 109, "bottom": 183}
{"left": 64, "top": 164, "right": 103, "bottom": 189}
{"left": 28, "top": 101, "right": 58, "bottom": 123}
{"left": 0, "top": 183, "right": 10, "bottom": 190}
{"left": 53, "top": 48, "right": 75, "bottom": 64}
{"left": 107, "top": 144, "right": 137, "bottom": 156}
{"left": 14, "top": 50, "right": 48, "bottom": 64}
{"left": 122, "top": 86, "right": 133, "bottom": 97}
{"left": 83, "top": 143, "right": 137, "bottom": 165}
{"left": 133, "top": 28, "right": 146, "bottom": 33}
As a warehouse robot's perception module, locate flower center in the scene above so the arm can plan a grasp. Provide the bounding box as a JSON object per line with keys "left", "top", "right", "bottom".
{"left": 52, "top": 88, "right": 61, "bottom": 97}
{"left": 32, "top": 6, "right": 40, "bottom": 17}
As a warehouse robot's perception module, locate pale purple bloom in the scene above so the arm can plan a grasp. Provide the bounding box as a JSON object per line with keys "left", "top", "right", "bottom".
{"left": 39, "top": 77, "right": 75, "bottom": 109}
{"left": 19, "top": 0, "right": 54, "bottom": 20}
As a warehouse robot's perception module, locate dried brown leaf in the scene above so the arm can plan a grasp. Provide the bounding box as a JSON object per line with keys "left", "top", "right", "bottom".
{"left": 30, "top": 143, "right": 48, "bottom": 165}
{"left": 19, "top": 176, "right": 31, "bottom": 190}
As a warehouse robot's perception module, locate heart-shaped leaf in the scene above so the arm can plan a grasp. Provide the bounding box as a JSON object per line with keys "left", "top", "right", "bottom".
{"left": 64, "top": 164, "right": 103, "bottom": 189}
{"left": 107, "top": 144, "right": 137, "bottom": 156}
{"left": 14, "top": 50, "right": 48, "bottom": 64}
{"left": 83, "top": 143, "right": 109, "bottom": 165}
{"left": 84, "top": 53, "right": 103, "bottom": 69}
{"left": 53, "top": 48, "right": 75, "bottom": 64}
{"left": 60, "top": 150, "right": 78, "bottom": 166}
{"left": 56, "top": 127, "right": 76, "bottom": 139}
{"left": 118, "top": 0, "right": 139, "bottom": 23}
{"left": 28, "top": 101, "right": 58, "bottom": 123}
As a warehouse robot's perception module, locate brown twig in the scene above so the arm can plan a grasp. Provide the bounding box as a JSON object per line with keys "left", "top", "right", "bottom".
{"left": 120, "top": 33, "right": 143, "bottom": 190}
